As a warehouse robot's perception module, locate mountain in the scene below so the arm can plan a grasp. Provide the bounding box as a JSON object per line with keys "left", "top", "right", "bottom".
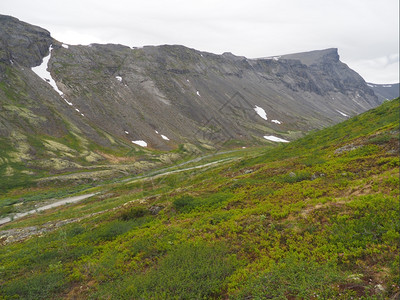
{"left": 0, "top": 98, "right": 398, "bottom": 299}
{"left": 366, "top": 82, "right": 399, "bottom": 102}
{"left": 0, "top": 14, "right": 384, "bottom": 185}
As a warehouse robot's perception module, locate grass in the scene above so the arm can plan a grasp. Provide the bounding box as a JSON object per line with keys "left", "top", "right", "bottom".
{"left": 0, "top": 98, "right": 398, "bottom": 299}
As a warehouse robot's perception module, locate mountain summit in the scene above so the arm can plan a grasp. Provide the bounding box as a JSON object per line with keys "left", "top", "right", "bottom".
{"left": 0, "top": 14, "right": 387, "bottom": 181}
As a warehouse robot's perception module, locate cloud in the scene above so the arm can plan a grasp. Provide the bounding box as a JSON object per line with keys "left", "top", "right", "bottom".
{"left": 0, "top": 0, "right": 398, "bottom": 83}
{"left": 348, "top": 54, "right": 399, "bottom": 83}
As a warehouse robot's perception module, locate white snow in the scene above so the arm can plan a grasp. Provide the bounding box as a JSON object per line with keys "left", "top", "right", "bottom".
{"left": 81, "top": 113, "right": 85, "bottom": 117}
{"left": 75, "top": 108, "right": 80, "bottom": 112}
{"left": 383, "top": 85, "right": 392, "bottom": 88}
{"left": 273, "top": 56, "right": 280, "bottom": 61}
{"left": 254, "top": 105, "right": 268, "bottom": 121}
{"left": 62, "top": 44, "right": 69, "bottom": 49}
{"left": 64, "top": 99, "right": 73, "bottom": 106}
{"left": 116, "top": 76, "right": 122, "bottom": 82}
{"left": 271, "top": 119, "right": 281, "bottom": 124}
{"left": 200, "top": 54, "right": 203, "bottom": 57}
{"left": 242, "top": 147, "right": 246, "bottom": 149}
{"left": 186, "top": 79, "right": 190, "bottom": 82}
{"left": 155, "top": 130, "right": 159, "bottom": 134}
{"left": 125, "top": 131, "right": 129, "bottom": 134}
{"left": 196, "top": 91, "right": 200, "bottom": 96}
{"left": 367, "top": 83, "right": 375, "bottom": 88}
{"left": 9, "top": 60, "right": 13, "bottom": 65}
{"left": 161, "top": 134, "right": 170, "bottom": 141}
{"left": 336, "top": 110, "right": 348, "bottom": 117}
{"left": 31, "top": 46, "right": 64, "bottom": 97}
{"left": 263, "top": 135, "right": 289, "bottom": 143}
{"left": 132, "top": 140, "right": 147, "bottom": 147}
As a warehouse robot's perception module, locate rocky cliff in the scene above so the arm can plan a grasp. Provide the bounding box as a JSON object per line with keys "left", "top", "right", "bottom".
{"left": 0, "top": 15, "right": 385, "bottom": 178}
{"left": 366, "top": 82, "right": 399, "bottom": 102}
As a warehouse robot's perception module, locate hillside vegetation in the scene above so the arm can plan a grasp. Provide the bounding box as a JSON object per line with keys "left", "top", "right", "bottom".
{"left": 0, "top": 99, "right": 399, "bottom": 299}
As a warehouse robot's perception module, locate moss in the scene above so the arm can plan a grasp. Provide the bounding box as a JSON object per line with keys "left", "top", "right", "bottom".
{"left": 4, "top": 165, "right": 14, "bottom": 176}
{"left": 3, "top": 105, "right": 46, "bottom": 125}
{"left": 8, "top": 131, "right": 32, "bottom": 162}
{"left": 82, "top": 151, "right": 103, "bottom": 163}
{"left": 44, "top": 139, "right": 77, "bottom": 154}
{"left": 37, "top": 158, "right": 82, "bottom": 171}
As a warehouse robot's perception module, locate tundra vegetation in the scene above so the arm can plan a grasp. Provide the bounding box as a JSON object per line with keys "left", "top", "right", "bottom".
{"left": 0, "top": 99, "right": 399, "bottom": 299}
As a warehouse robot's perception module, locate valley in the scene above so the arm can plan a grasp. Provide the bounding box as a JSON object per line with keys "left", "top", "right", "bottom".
{"left": 0, "top": 14, "right": 399, "bottom": 300}
{"left": 0, "top": 98, "right": 398, "bottom": 299}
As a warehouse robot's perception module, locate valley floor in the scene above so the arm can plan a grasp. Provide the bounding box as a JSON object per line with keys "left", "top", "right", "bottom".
{"left": 0, "top": 99, "right": 399, "bottom": 299}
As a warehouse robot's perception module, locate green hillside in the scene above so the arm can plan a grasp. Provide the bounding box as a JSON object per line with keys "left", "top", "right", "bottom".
{"left": 0, "top": 99, "right": 399, "bottom": 299}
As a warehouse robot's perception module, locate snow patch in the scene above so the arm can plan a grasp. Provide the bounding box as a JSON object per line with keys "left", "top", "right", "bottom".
{"left": 254, "top": 105, "right": 267, "bottom": 120}
{"left": 336, "top": 110, "right": 348, "bottom": 117}
{"left": 186, "top": 79, "right": 190, "bottom": 82}
{"left": 132, "top": 140, "right": 147, "bottom": 147}
{"left": 155, "top": 130, "right": 159, "bottom": 134}
{"left": 367, "top": 83, "right": 375, "bottom": 88}
{"left": 271, "top": 120, "right": 281, "bottom": 124}
{"left": 75, "top": 108, "right": 80, "bottom": 112}
{"left": 263, "top": 135, "right": 289, "bottom": 143}
{"left": 81, "top": 113, "right": 85, "bottom": 117}
{"left": 116, "top": 76, "right": 122, "bottom": 82}
{"left": 383, "top": 85, "right": 392, "bottom": 88}
{"left": 64, "top": 99, "right": 73, "bottom": 106}
{"left": 196, "top": 91, "right": 200, "bottom": 96}
{"left": 62, "top": 44, "right": 69, "bottom": 49}
{"left": 161, "top": 134, "right": 170, "bottom": 141}
{"left": 31, "top": 46, "right": 64, "bottom": 97}
{"left": 273, "top": 56, "right": 280, "bottom": 61}
{"left": 9, "top": 60, "right": 13, "bottom": 65}
{"left": 124, "top": 131, "right": 129, "bottom": 134}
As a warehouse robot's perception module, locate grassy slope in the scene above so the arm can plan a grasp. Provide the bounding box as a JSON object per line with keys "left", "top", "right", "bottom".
{"left": 0, "top": 99, "right": 398, "bottom": 299}
{"left": 0, "top": 65, "right": 207, "bottom": 198}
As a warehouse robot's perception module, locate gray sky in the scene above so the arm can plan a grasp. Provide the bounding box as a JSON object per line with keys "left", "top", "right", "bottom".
{"left": 1, "top": 0, "right": 398, "bottom": 83}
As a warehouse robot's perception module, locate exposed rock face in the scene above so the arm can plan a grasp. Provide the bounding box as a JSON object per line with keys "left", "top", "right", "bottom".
{"left": 0, "top": 14, "right": 386, "bottom": 174}
{"left": 0, "top": 15, "right": 53, "bottom": 68}
{"left": 366, "top": 83, "right": 399, "bottom": 102}
{"left": 46, "top": 44, "right": 381, "bottom": 148}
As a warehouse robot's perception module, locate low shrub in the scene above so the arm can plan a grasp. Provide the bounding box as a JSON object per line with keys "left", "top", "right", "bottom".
{"left": 235, "top": 255, "right": 342, "bottom": 299}
{"left": 109, "top": 242, "right": 238, "bottom": 299}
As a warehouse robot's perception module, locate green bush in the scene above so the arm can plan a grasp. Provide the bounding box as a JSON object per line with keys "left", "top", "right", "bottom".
{"left": 235, "top": 255, "right": 342, "bottom": 299}
{"left": 88, "top": 218, "right": 151, "bottom": 242}
{"left": 173, "top": 195, "right": 197, "bottom": 212}
{"left": 281, "top": 171, "right": 311, "bottom": 183}
{"left": 3, "top": 270, "right": 66, "bottom": 299}
{"left": 109, "top": 242, "right": 238, "bottom": 299}
{"left": 368, "top": 134, "right": 392, "bottom": 145}
{"left": 119, "top": 206, "right": 148, "bottom": 220}
{"left": 173, "top": 193, "right": 231, "bottom": 213}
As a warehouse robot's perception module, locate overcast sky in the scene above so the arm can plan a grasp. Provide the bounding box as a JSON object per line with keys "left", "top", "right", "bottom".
{"left": 1, "top": 0, "right": 398, "bottom": 83}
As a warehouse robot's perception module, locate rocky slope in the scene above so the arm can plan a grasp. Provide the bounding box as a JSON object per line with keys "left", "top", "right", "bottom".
{"left": 0, "top": 14, "right": 385, "bottom": 180}
{"left": 366, "top": 82, "right": 399, "bottom": 102}
{"left": 0, "top": 98, "right": 398, "bottom": 299}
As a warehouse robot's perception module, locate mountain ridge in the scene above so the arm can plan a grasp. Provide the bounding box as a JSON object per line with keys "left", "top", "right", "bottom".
{"left": 0, "top": 14, "right": 394, "bottom": 185}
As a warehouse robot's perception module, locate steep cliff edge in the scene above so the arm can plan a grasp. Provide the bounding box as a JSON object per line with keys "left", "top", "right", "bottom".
{"left": 0, "top": 15, "right": 385, "bottom": 183}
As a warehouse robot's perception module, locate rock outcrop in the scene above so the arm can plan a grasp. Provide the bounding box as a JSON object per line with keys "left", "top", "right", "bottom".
{"left": 0, "top": 14, "right": 388, "bottom": 176}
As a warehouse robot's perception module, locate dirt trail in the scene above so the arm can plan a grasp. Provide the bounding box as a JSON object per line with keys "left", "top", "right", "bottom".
{"left": 0, "top": 154, "right": 240, "bottom": 227}
{"left": 0, "top": 193, "right": 97, "bottom": 226}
